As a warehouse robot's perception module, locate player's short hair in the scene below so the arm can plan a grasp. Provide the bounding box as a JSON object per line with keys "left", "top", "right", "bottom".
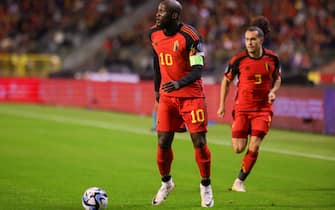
{"left": 246, "top": 26, "right": 264, "bottom": 38}
{"left": 163, "top": 0, "right": 182, "bottom": 14}
{"left": 161, "top": 0, "right": 182, "bottom": 21}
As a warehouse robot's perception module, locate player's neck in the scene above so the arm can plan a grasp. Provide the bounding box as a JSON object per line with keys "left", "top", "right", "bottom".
{"left": 163, "top": 22, "right": 180, "bottom": 36}
{"left": 249, "top": 47, "right": 263, "bottom": 58}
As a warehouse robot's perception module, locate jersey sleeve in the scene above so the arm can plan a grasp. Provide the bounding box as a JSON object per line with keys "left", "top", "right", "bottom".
{"left": 224, "top": 59, "right": 238, "bottom": 81}
{"left": 148, "top": 26, "right": 161, "bottom": 92}
{"left": 153, "top": 50, "right": 161, "bottom": 92}
{"left": 273, "top": 56, "right": 281, "bottom": 79}
{"left": 181, "top": 24, "right": 205, "bottom": 67}
{"left": 189, "top": 40, "right": 205, "bottom": 66}
{"left": 224, "top": 51, "right": 248, "bottom": 81}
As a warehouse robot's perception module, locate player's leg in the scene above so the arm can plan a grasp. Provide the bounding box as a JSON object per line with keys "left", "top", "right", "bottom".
{"left": 191, "top": 132, "right": 214, "bottom": 208}
{"left": 240, "top": 135, "right": 262, "bottom": 180}
{"left": 182, "top": 98, "right": 214, "bottom": 207}
{"left": 231, "top": 112, "right": 249, "bottom": 153}
{"left": 191, "top": 132, "right": 211, "bottom": 184}
{"left": 152, "top": 96, "right": 180, "bottom": 205}
{"left": 233, "top": 112, "right": 272, "bottom": 192}
{"left": 231, "top": 112, "right": 250, "bottom": 192}
{"left": 232, "top": 136, "right": 261, "bottom": 192}
{"left": 152, "top": 131, "right": 176, "bottom": 205}
{"left": 231, "top": 137, "right": 248, "bottom": 153}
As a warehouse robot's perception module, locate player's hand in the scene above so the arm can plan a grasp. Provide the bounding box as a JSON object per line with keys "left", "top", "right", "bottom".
{"left": 217, "top": 106, "right": 225, "bottom": 118}
{"left": 268, "top": 91, "right": 276, "bottom": 104}
{"left": 162, "top": 81, "right": 180, "bottom": 93}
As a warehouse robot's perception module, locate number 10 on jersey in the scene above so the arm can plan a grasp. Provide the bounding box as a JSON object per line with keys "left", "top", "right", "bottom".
{"left": 159, "top": 53, "right": 173, "bottom": 66}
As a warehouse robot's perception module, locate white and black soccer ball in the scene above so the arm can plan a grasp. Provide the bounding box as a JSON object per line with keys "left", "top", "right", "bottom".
{"left": 82, "top": 187, "right": 108, "bottom": 210}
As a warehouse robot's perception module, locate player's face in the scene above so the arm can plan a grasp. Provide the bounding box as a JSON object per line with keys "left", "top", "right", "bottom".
{"left": 156, "top": 3, "right": 171, "bottom": 28}
{"left": 245, "top": 30, "right": 263, "bottom": 56}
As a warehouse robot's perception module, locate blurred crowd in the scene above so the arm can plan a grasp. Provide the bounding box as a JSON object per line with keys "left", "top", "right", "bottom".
{"left": 0, "top": 0, "right": 141, "bottom": 55}
{"left": 1, "top": 0, "right": 335, "bottom": 84}
{"left": 102, "top": 0, "right": 335, "bottom": 83}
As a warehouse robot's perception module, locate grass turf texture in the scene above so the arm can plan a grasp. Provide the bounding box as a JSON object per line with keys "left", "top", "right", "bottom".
{"left": 0, "top": 103, "right": 334, "bottom": 210}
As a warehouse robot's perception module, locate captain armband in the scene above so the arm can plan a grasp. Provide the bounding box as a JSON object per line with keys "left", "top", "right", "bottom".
{"left": 189, "top": 54, "right": 204, "bottom": 66}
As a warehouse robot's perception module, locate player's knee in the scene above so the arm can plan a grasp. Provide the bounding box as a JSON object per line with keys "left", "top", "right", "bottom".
{"left": 191, "top": 132, "right": 206, "bottom": 148}
{"left": 193, "top": 138, "right": 206, "bottom": 148}
{"left": 251, "top": 130, "right": 267, "bottom": 139}
{"left": 232, "top": 138, "right": 247, "bottom": 153}
{"left": 158, "top": 132, "right": 174, "bottom": 149}
{"left": 158, "top": 142, "right": 170, "bottom": 150}
{"left": 235, "top": 149, "right": 244, "bottom": 154}
{"left": 232, "top": 146, "right": 245, "bottom": 153}
{"left": 232, "top": 131, "right": 248, "bottom": 153}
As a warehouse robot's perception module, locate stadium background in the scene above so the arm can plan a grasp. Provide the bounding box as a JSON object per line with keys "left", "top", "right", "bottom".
{"left": 0, "top": 0, "right": 334, "bottom": 134}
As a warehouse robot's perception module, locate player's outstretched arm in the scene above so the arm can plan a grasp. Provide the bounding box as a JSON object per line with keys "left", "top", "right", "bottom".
{"left": 268, "top": 76, "right": 281, "bottom": 104}
{"left": 217, "top": 77, "right": 231, "bottom": 118}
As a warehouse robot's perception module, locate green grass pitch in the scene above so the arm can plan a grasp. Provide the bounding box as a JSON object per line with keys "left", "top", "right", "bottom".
{"left": 0, "top": 103, "right": 334, "bottom": 210}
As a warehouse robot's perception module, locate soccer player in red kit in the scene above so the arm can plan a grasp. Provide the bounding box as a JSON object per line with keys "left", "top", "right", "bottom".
{"left": 149, "top": 0, "right": 214, "bottom": 207}
{"left": 217, "top": 18, "right": 281, "bottom": 192}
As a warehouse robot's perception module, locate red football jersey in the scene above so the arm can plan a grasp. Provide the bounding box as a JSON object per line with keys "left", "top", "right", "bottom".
{"left": 225, "top": 49, "right": 281, "bottom": 112}
{"left": 149, "top": 24, "right": 205, "bottom": 98}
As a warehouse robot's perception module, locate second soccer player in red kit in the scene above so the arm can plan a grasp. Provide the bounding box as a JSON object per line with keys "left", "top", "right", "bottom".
{"left": 217, "top": 17, "right": 281, "bottom": 192}
{"left": 149, "top": 0, "right": 214, "bottom": 207}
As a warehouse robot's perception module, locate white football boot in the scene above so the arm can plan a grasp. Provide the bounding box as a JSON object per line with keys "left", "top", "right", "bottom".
{"left": 231, "top": 178, "right": 246, "bottom": 192}
{"left": 152, "top": 178, "right": 175, "bottom": 205}
{"left": 200, "top": 183, "right": 214, "bottom": 208}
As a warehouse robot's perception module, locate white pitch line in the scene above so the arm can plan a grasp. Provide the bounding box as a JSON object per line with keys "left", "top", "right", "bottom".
{"left": 0, "top": 108, "right": 335, "bottom": 162}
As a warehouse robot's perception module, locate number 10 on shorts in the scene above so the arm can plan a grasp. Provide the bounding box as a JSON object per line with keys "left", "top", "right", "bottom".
{"left": 191, "top": 109, "right": 205, "bottom": 123}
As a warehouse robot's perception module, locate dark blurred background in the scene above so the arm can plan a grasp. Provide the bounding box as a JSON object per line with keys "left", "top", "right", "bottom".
{"left": 0, "top": 0, "right": 334, "bottom": 86}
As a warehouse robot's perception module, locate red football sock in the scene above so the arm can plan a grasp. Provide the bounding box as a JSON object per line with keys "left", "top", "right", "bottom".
{"left": 157, "top": 147, "right": 173, "bottom": 176}
{"left": 194, "top": 144, "right": 211, "bottom": 178}
{"left": 241, "top": 150, "right": 258, "bottom": 174}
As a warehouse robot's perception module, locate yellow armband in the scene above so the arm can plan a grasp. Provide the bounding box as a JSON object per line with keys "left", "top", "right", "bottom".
{"left": 190, "top": 55, "right": 204, "bottom": 66}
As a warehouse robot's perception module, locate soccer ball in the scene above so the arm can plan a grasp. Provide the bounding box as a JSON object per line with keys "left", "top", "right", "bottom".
{"left": 82, "top": 187, "right": 108, "bottom": 210}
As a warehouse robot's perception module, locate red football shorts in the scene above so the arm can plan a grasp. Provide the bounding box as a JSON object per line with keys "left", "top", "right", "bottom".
{"left": 157, "top": 95, "right": 208, "bottom": 133}
{"left": 231, "top": 111, "right": 273, "bottom": 139}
